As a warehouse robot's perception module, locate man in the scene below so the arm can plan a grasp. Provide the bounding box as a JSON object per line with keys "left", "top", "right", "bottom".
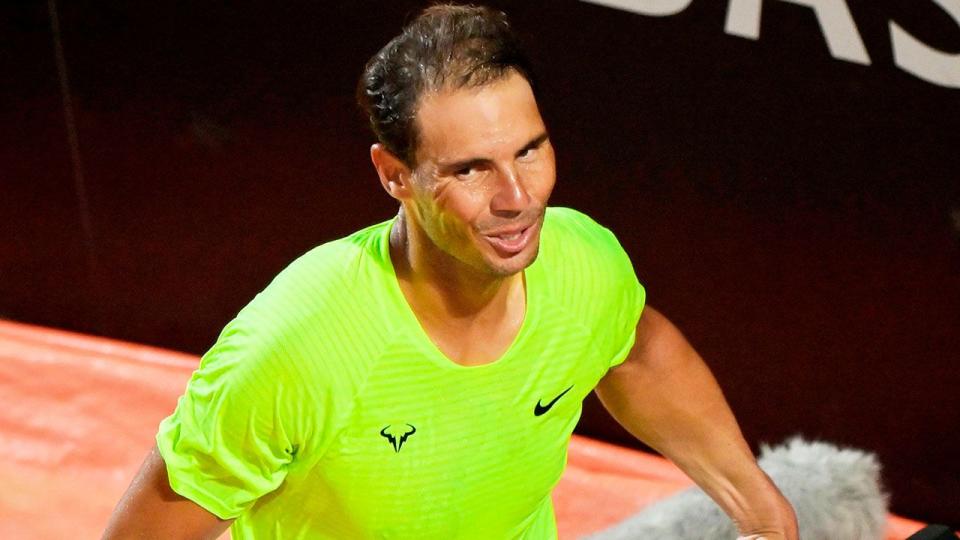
{"left": 103, "top": 5, "right": 798, "bottom": 539}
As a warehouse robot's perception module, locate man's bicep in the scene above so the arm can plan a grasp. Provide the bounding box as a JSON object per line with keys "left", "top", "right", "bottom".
{"left": 602, "top": 305, "right": 678, "bottom": 378}
{"left": 596, "top": 305, "right": 727, "bottom": 451}
{"left": 102, "top": 445, "right": 232, "bottom": 540}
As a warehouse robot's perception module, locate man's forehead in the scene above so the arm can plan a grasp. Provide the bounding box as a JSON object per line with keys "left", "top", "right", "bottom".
{"left": 413, "top": 73, "right": 544, "bottom": 162}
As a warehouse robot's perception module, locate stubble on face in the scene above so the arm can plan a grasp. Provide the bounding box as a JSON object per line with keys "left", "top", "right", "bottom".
{"left": 415, "top": 190, "right": 547, "bottom": 277}
{"left": 404, "top": 72, "right": 556, "bottom": 280}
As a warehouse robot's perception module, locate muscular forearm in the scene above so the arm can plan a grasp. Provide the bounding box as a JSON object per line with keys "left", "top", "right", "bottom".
{"left": 595, "top": 307, "right": 798, "bottom": 539}
{"left": 703, "top": 457, "right": 797, "bottom": 539}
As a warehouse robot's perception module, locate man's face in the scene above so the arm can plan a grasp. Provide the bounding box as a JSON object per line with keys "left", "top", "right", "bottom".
{"left": 405, "top": 71, "right": 556, "bottom": 277}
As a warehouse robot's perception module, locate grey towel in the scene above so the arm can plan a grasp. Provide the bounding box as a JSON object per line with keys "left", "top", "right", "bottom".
{"left": 586, "top": 437, "right": 888, "bottom": 540}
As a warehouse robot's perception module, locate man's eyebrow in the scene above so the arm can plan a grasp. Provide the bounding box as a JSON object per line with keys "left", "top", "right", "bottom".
{"left": 439, "top": 156, "right": 491, "bottom": 173}
{"left": 438, "top": 132, "right": 550, "bottom": 173}
{"left": 516, "top": 132, "right": 549, "bottom": 157}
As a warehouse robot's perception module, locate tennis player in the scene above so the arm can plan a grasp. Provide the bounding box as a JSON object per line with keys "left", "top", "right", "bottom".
{"left": 103, "top": 4, "right": 798, "bottom": 539}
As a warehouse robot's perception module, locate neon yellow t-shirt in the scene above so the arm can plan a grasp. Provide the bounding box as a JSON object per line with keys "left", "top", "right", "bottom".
{"left": 157, "top": 207, "right": 645, "bottom": 539}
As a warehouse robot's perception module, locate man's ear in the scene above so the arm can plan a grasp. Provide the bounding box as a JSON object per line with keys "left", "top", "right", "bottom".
{"left": 370, "top": 144, "right": 413, "bottom": 201}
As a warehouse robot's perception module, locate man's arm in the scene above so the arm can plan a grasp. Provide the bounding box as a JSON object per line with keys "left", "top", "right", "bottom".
{"left": 101, "top": 445, "right": 232, "bottom": 540}
{"left": 595, "top": 306, "right": 798, "bottom": 539}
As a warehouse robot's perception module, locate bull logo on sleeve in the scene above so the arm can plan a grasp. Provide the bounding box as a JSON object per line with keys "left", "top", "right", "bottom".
{"left": 380, "top": 424, "right": 417, "bottom": 453}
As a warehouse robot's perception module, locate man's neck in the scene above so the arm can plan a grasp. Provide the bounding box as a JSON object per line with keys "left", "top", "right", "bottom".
{"left": 389, "top": 209, "right": 522, "bottom": 322}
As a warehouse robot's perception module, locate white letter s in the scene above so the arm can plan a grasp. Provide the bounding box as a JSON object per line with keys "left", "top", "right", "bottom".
{"left": 725, "top": 0, "right": 871, "bottom": 64}
{"left": 890, "top": 0, "right": 960, "bottom": 88}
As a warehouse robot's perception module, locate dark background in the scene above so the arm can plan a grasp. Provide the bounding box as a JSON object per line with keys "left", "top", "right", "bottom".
{"left": 3, "top": 0, "right": 958, "bottom": 527}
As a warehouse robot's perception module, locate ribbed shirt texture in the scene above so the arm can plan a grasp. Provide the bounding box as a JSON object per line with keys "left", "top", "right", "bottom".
{"left": 157, "top": 207, "right": 646, "bottom": 539}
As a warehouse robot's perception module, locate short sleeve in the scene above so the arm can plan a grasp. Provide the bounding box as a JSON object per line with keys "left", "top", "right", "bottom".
{"left": 602, "top": 234, "right": 646, "bottom": 370}
{"left": 156, "top": 318, "right": 313, "bottom": 519}
{"left": 541, "top": 208, "right": 646, "bottom": 372}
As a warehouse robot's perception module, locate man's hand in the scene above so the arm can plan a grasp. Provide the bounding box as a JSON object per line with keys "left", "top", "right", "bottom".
{"left": 596, "top": 306, "right": 798, "bottom": 540}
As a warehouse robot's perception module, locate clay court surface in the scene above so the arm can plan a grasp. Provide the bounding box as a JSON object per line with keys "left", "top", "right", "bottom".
{"left": 0, "top": 320, "right": 928, "bottom": 539}
{"left": 3, "top": 0, "right": 958, "bottom": 533}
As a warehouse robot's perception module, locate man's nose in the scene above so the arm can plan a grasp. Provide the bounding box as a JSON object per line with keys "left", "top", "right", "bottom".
{"left": 490, "top": 167, "right": 530, "bottom": 216}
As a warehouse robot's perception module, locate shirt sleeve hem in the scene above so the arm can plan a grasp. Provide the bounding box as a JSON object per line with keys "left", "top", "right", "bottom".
{"left": 155, "top": 433, "right": 243, "bottom": 521}
{"left": 606, "top": 288, "right": 646, "bottom": 370}
{"left": 607, "top": 320, "right": 638, "bottom": 370}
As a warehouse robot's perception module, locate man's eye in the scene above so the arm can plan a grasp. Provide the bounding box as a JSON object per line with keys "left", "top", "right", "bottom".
{"left": 518, "top": 147, "right": 538, "bottom": 161}
{"left": 455, "top": 167, "right": 479, "bottom": 179}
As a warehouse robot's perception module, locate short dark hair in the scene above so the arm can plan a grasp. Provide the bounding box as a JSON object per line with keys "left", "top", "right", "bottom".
{"left": 357, "top": 4, "right": 537, "bottom": 166}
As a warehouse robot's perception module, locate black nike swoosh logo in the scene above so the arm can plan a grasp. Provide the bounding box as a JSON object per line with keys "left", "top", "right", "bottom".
{"left": 534, "top": 385, "right": 573, "bottom": 416}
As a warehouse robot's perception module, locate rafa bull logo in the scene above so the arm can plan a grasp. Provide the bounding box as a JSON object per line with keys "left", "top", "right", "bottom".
{"left": 380, "top": 424, "right": 417, "bottom": 453}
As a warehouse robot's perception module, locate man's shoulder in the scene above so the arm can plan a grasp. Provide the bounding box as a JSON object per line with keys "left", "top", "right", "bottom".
{"left": 542, "top": 206, "right": 625, "bottom": 258}
{"left": 262, "top": 219, "right": 393, "bottom": 299}
{"left": 215, "top": 219, "right": 396, "bottom": 381}
{"left": 544, "top": 206, "right": 595, "bottom": 229}
{"left": 231, "top": 219, "right": 395, "bottom": 347}
{"left": 538, "top": 205, "right": 640, "bottom": 295}
{"left": 537, "top": 208, "right": 645, "bottom": 355}
{"left": 293, "top": 219, "right": 392, "bottom": 275}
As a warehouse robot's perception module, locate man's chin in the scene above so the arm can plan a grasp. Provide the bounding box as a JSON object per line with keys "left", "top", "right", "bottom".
{"left": 485, "top": 244, "right": 540, "bottom": 277}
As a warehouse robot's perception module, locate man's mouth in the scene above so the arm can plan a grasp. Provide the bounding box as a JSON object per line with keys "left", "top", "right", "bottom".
{"left": 481, "top": 221, "right": 538, "bottom": 256}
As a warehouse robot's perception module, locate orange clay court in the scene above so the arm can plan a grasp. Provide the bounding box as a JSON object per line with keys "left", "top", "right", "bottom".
{"left": 0, "top": 319, "right": 929, "bottom": 539}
